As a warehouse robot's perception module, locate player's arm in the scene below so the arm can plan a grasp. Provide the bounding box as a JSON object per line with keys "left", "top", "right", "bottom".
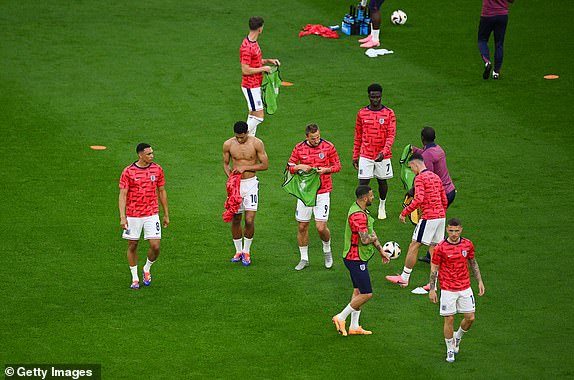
{"left": 469, "top": 258, "right": 485, "bottom": 296}
{"left": 429, "top": 262, "right": 440, "bottom": 303}
{"left": 241, "top": 63, "right": 271, "bottom": 75}
{"left": 252, "top": 139, "right": 269, "bottom": 172}
{"left": 288, "top": 146, "right": 312, "bottom": 173}
{"left": 381, "top": 110, "right": 396, "bottom": 159}
{"left": 118, "top": 188, "right": 128, "bottom": 230}
{"left": 352, "top": 113, "right": 363, "bottom": 169}
{"left": 158, "top": 185, "right": 169, "bottom": 228}
{"left": 223, "top": 141, "right": 232, "bottom": 177}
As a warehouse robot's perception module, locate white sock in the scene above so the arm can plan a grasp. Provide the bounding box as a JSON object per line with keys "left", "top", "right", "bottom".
{"left": 379, "top": 198, "right": 386, "bottom": 209}
{"left": 337, "top": 304, "right": 356, "bottom": 321}
{"left": 445, "top": 338, "right": 455, "bottom": 352}
{"left": 243, "top": 237, "right": 253, "bottom": 253}
{"left": 130, "top": 265, "right": 139, "bottom": 282}
{"left": 401, "top": 267, "right": 412, "bottom": 282}
{"left": 350, "top": 309, "right": 361, "bottom": 329}
{"left": 371, "top": 29, "right": 380, "bottom": 43}
{"left": 299, "top": 246, "right": 309, "bottom": 261}
{"left": 247, "top": 115, "right": 263, "bottom": 136}
{"left": 143, "top": 258, "right": 155, "bottom": 273}
{"left": 233, "top": 238, "right": 243, "bottom": 253}
{"left": 322, "top": 240, "right": 331, "bottom": 253}
{"left": 455, "top": 326, "right": 467, "bottom": 340}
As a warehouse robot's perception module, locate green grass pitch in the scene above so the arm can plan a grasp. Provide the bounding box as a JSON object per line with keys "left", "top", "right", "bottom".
{"left": 1, "top": 0, "right": 573, "bottom": 378}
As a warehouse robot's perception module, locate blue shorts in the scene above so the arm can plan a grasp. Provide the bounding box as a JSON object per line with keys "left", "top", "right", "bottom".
{"left": 344, "top": 258, "right": 372, "bottom": 294}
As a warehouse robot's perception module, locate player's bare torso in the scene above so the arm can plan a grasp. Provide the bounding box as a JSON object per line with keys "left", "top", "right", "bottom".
{"left": 225, "top": 136, "right": 261, "bottom": 179}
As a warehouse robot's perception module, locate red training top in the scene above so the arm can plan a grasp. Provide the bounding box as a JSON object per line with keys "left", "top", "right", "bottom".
{"left": 288, "top": 139, "right": 341, "bottom": 194}
{"left": 345, "top": 211, "right": 368, "bottom": 261}
{"left": 432, "top": 238, "right": 475, "bottom": 291}
{"left": 240, "top": 36, "right": 263, "bottom": 88}
{"left": 353, "top": 106, "right": 396, "bottom": 161}
{"left": 119, "top": 162, "right": 165, "bottom": 218}
{"left": 401, "top": 169, "right": 447, "bottom": 220}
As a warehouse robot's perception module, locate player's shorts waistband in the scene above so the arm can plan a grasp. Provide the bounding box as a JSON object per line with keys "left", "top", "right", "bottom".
{"left": 240, "top": 176, "right": 258, "bottom": 183}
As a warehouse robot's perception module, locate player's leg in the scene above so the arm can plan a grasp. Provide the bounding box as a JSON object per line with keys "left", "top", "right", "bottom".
{"left": 358, "top": 156, "right": 374, "bottom": 187}
{"left": 492, "top": 15, "right": 508, "bottom": 78}
{"left": 242, "top": 87, "right": 265, "bottom": 135}
{"left": 454, "top": 287, "right": 477, "bottom": 353}
{"left": 374, "top": 159, "right": 392, "bottom": 219}
{"left": 230, "top": 213, "right": 244, "bottom": 262}
{"left": 387, "top": 219, "right": 427, "bottom": 286}
{"left": 360, "top": 0, "right": 383, "bottom": 47}
{"left": 439, "top": 290, "right": 458, "bottom": 362}
{"left": 242, "top": 210, "right": 256, "bottom": 266}
{"left": 141, "top": 215, "right": 162, "bottom": 286}
{"left": 314, "top": 193, "right": 333, "bottom": 269}
{"left": 478, "top": 16, "right": 494, "bottom": 79}
{"left": 123, "top": 216, "right": 144, "bottom": 289}
{"left": 295, "top": 199, "right": 311, "bottom": 270}
{"left": 348, "top": 261, "right": 373, "bottom": 334}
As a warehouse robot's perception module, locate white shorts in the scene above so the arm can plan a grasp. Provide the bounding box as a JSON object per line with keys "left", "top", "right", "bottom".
{"left": 439, "top": 287, "right": 476, "bottom": 316}
{"left": 122, "top": 214, "right": 161, "bottom": 240}
{"left": 242, "top": 87, "right": 264, "bottom": 112}
{"left": 296, "top": 192, "right": 330, "bottom": 222}
{"left": 412, "top": 218, "right": 445, "bottom": 245}
{"left": 237, "top": 177, "right": 259, "bottom": 213}
{"left": 358, "top": 156, "right": 393, "bottom": 180}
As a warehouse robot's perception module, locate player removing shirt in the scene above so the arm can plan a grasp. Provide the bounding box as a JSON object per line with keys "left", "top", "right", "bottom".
{"left": 287, "top": 124, "right": 341, "bottom": 270}
{"left": 352, "top": 83, "right": 396, "bottom": 220}
{"left": 240, "top": 16, "right": 280, "bottom": 136}
{"left": 429, "top": 218, "right": 485, "bottom": 363}
{"left": 386, "top": 153, "right": 447, "bottom": 288}
{"left": 119, "top": 143, "right": 170, "bottom": 289}
{"left": 332, "top": 185, "right": 390, "bottom": 336}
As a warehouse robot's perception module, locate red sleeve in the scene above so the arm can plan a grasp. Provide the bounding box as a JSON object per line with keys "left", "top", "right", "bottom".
{"left": 412, "top": 146, "right": 423, "bottom": 155}
{"left": 431, "top": 243, "right": 443, "bottom": 265}
{"left": 157, "top": 166, "right": 166, "bottom": 187}
{"left": 328, "top": 144, "right": 341, "bottom": 173}
{"left": 467, "top": 241, "right": 475, "bottom": 260}
{"left": 441, "top": 184, "right": 448, "bottom": 210}
{"left": 353, "top": 111, "right": 363, "bottom": 161}
{"left": 349, "top": 212, "right": 368, "bottom": 233}
{"left": 382, "top": 110, "right": 396, "bottom": 158}
{"left": 402, "top": 175, "right": 424, "bottom": 216}
{"left": 287, "top": 145, "right": 300, "bottom": 174}
{"left": 240, "top": 43, "right": 251, "bottom": 65}
{"left": 119, "top": 168, "right": 129, "bottom": 189}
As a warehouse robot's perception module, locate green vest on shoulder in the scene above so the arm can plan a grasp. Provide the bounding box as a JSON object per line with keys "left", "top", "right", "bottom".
{"left": 343, "top": 202, "right": 376, "bottom": 261}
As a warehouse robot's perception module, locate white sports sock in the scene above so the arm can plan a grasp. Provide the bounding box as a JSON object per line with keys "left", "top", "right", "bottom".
{"left": 371, "top": 29, "right": 380, "bottom": 43}
{"left": 322, "top": 240, "right": 331, "bottom": 253}
{"left": 379, "top": 198, "right": 386, "bottom": 208}
{"left": 338, "top": 304, "right": 356, "bottom": 321}
{"left": 350, "top": 309, "right": 361, "bottom": 329}
{"left": 243, "top": 237, "right": 253, "bottom": 253}
{"left": 445, "top": 338, "right": 455, "bottom": 352}
{"left": 401, "top": 267, "right": 412, "bottom": 282}
{"left": 143, "top": 258, "right": 155, "bottom": 273}
{"left": 299, "top": 246, "right": 309, "bottom": 261}
{"left": 247, "top": 115, "right": 263, "bottom": 136}
{"left": 130, "top": 265, "right": 139, "bottom": 282}
{"left": 233, "top": 238, "right": 243, "bottom": 253}
{"left": 455, "top": 326, "right": 468, "bottom": 340}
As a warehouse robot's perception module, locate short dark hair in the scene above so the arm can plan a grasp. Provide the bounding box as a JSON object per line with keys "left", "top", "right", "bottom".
{"left": 421, "top": 127, "right": 436, "bottom": 143}
{"left": 409, "top": 152, "right": 424, "bottom": 162}
{"left": 249, "top": 16, "right": 264, "bottom": 31}
{"left": 447, "top": 218, "right": 462, "bottom": 227}
{"left": 136, "top": 143, "right": 151, "bottom": 153}
{"left": 305, "top": 123, "right": 319, "bottom": 135}
{"left": 356, "top": 185, "right": 372, "bottom": 199}
{"left": 234, "top": 121, "right": 249, "bottom": 134}
{"left": 368, "top": 83, "right": 383, "bottom": 93}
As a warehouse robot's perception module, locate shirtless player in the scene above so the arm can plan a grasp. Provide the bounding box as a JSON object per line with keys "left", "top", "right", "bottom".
{"left": 222, "top": 121, "right": 269, "bottom": 266}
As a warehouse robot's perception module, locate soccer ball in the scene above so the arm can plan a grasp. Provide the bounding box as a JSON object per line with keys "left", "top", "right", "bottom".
{"left": 391, "top": 10, "right": 407, "bottom": 25}
{"left": 383, "top": 241, "right": 401, "bottom": 260}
